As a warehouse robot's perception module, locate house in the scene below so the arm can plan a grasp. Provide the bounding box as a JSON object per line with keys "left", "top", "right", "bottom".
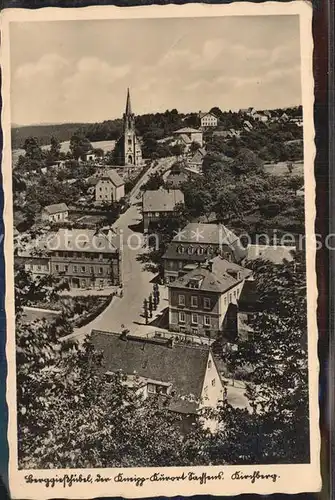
{"left": 162, "top": 223, "right": 247, "bottom": 283}
{"left": 41, "top": 203, "right": 69, "bottom": 223}
{"left": 199, "top": 111, "right": 218, "bottom": 128}
{"left": 168, "top": 256, "right": 252, "bottom": 337}
{"left": 245, "top": 244, "right": 295, "bottom": 265}
{"left": 81, "top": 151, "right": 100, "bottom": 163}
{"left": 17, "top": 228, "right": 121, "bottom": 289}
{"left": 243, "top": 120, "right": 253, "bottom": 131}
{"left": 280, "top": 112, "right": 289, "bottom": 122}
{"left": 91, "top": 330, "right": 224, "bottom": 431}
{"left": 142, "top": 188, "right": 184, "bottom": 232}
{"left": 89, "top": 169, "right": 125, "bottom": 203}
{"left": 173, "top": 127, "right": 203, "bottom": 151}
{"left": 165, "top": 165, "right": 189, "bottom": 188}
{"left": 187, "top": 147, "right": 206, "bottom": 172}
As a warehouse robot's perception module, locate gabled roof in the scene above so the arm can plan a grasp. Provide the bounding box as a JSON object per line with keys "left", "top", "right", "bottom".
{"left": 246, "top": 244, "right": 295, "bottom": 264}
{"left": 142, "top": 189, "right": 184, "bottom": 213}
{"left": 43, "top": 203, "right": 69, "bottom": 214}
{"left": 91, "top": 330, "right": 210, "bottom": 414}
{"left": 199, "top": 112, "right": 217, "bottom": 120}
{"left": 190, "top": 148, "right": 206, "bottom": 161}
{"left": 46, "top": 228, "right": 118, "bottom": 253}
{"left": 170, "top": 223, "right": 246, "bottom": 262}
{"left": 168, "top": 258, "right": 244, "bottom": 294}
{"left": 173, "top": 127, "right": 201, "bottom": 134}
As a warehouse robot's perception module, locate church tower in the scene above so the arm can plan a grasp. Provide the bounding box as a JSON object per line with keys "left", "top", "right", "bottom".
{"left": 122, "top": 88, "right": 142, "bottom": 166}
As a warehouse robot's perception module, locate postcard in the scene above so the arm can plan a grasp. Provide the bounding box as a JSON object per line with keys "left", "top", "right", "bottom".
{"left": 0, "top": 1, "right": 321, "bottom": 498}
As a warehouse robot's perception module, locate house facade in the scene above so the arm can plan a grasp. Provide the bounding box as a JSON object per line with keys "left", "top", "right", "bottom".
{"left": 41, "top": 203, "right": 69, "bottom": 223}
{"left": 92, "top": 170, "right": 125, "bottom": 202}
{"left": 199, "top": 112, "right": 218, "bottom": 128}
{"left": 168, "top": 257, "right": 252, "bottom": 336}
{"left": 187, "top": 147, "right": 206, "bottom": 172}
{"left": 162, "top": 222, "right": 247, "bottom": 282}
{"left": 173, "top": 127, "right": 203, "bottom": 152}
{"left": 17, "top": 229, "right": 121, "bottom": 289}
{"left": 91, "top": 330, "right": 224, "bottom": 432}
{"left": 142, "top": 188, "right": 184, "bottom": 232}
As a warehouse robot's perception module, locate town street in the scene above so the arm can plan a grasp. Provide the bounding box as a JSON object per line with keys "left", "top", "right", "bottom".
{"left": 66, "top": 157, "right": 175, "bottom": 342}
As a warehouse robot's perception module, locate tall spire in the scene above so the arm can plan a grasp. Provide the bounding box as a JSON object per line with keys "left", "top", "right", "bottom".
{"left": 125, "top": 87, "right": 132, "bottom": 115}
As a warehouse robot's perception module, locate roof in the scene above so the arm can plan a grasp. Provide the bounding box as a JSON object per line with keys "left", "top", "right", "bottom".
{"left": 173, "top": 127, "right": 201, "bottom": 134}
{"left": 211, "top": 256, "right": 252, "bottom": 281}
{"left": 199, "top": 112, "right": 217, "bottom": 120}
{"left": 89, "top": 169, "right": 124, "bottom": 187}
{"left": 43, "top": 203, "right": 69, "bottom": 214}
{"left": 142, "top": 189, "right": 184, "bottom": 213}
{"left": 177, "top": 134, "right": 192, "bottom": 145}
{"left": 165, "top": 172, "right": 188, "bottom": 187}
{"left": 46, "top": 228, "right": 119, "bottom": 253}
{"left": 168, "top": 258, "right": 244, "bottom": 294}
{"left": 91, "top": 330, "right": 210, "bottom": 414}
{"left": 169, "top": 223, "right": 246, "bottom": 262}
{"left": 189, "top": 148, "right": 206, "bottom": 162}
{"left": 246, "top": 244, "right": 295, "bottom": 264}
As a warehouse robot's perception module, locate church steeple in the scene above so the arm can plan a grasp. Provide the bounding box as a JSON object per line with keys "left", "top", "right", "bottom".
{"left": 125, "top": 88, "right": 132, "bottom": 116}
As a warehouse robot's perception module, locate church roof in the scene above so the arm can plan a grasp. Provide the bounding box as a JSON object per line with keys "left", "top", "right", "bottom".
{"left": 125, "top": 88, "right": 132, "bottom": 115}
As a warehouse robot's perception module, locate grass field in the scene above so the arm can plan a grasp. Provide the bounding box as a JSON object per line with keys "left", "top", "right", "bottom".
{"left": 264, "top": 161, "right": 303, "bottom": 176}
{"left": 12, "top": 139, "right": 116, "bottom": 166}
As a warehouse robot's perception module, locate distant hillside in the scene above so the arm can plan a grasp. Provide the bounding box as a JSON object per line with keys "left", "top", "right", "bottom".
{"left": 11, "top": 119, "right": 123, "bottom": 149}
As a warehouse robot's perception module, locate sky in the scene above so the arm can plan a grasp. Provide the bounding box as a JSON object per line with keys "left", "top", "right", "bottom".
{"left": 9, "top": 15, "right": 302, "bottom": 126}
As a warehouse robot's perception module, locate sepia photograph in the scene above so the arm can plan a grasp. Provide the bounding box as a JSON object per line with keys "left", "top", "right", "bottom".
{"left": 1, "top": 2, "right": 320, "bottom": 498}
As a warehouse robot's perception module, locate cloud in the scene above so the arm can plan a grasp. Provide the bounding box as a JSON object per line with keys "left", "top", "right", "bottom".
{"left": 15, "top": 53, "right": 69, "bottom": 81}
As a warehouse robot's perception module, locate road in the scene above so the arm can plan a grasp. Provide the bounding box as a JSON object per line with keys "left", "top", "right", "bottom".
{"left": 64, "top": 157, "right": 175, "bottom": 342}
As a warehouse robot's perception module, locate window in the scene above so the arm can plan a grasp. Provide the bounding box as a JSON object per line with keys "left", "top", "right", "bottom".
{"left": 178, "top": 294, "right": 185, "bottom": 306}
{"left": 198, "top": 247, "right": 204, "bottom": 255}
{"left": 179, "top": 312, "right": 185, "bottom": 323}
{"left": 99, "top": 267, "right": 103, "bottom": 274}
{"left": 63, "top": 251, "right": 67, "bottom": 258}
{"left": 177, "top": 245, "right": 185, "bottom": 254}
{"left": 211, "top": 379, "right": 216, "bottom": 387}
{"left": 37, "top": 265, "right": 41, "bottom": 271}
{"left": 64, "top": 265, "right": 68, "bottom": 272}
{"left": 191, "top": 313, "right": 198, "bottom": 325}
{"left": 155, "top": 212, "right": 160, "bottom": 217}
{"left": 224, "top": 296, "right": 227, "bottom": 305}
{"left": 237, "top": 271, "right": 241, "bottom": 281}
{"left": 187, "top": 245, "right": 194, "bottom": 255}
{"left": 81, "top": 266, "right": 86, "bottom": 272}
{"left": 191, "top": 295, "right": 198, "bottom": 308}
{"left": 192, "top": 328, "right": 198, "bottom": 335}
{"left": 229, "top": 293, "right": 232, "bottom": 303}
{"left": 233, "top": 290, "right": 236, "bottom": 298}
{"left": 147, "top": 383, "right": 156, "bottom": 394}
{"left": 99, "top": 253, "right": 103, "bottom": 260}
{"left": 204, "top": 297, "right": 211, "bottom": 309}
{"left": 73, "top": 265, "right": 77, "bottom": 272}
{"left": 77, "top": 252, "right": 82, "bottom": 258}
{"left": 204, "top": 315, "right": 211, "bottom": 326}
{"left": 55, "top": 265, "right": 59, "bottom": 271}
{"left": 208, "top": 359, "right": 212, "bottom": 369}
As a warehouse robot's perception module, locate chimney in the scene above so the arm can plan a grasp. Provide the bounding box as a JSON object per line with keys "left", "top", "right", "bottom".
{"left": 206, "top": 260, "right": 213, "bottom": 273}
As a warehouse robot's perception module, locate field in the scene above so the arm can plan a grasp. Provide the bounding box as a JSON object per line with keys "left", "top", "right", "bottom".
{"left": 12, "top": 139, "right": 116, "bottom": 166}
{"left": 263, "top": 161, "right": 303, "bottom": 176}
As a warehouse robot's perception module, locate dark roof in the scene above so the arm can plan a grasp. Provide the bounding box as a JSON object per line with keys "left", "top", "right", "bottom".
{"left": 168, "top": 258, "right": 246, "bottom": 294}
{"left": 170, "top": 223, "right": 247, "bottom": 262}
{"left": 91, "top": 331, "right": 210, "bottom": 414}
{"left": 47, "top": 228, "right": 118, "bottom": 253}
{"left": 142, "top": 189, "right": 184, "bottom": 213}
{"left": 43, "top": 203, "right": 69, "bottom": 214}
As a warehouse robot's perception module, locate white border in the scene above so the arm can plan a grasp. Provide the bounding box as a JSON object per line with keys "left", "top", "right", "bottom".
{"left": 0, "top": 2, "right": 320, "bottom": 498}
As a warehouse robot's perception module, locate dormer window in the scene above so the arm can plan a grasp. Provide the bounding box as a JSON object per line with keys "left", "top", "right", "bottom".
{"left": 187, "top": 245, "right": 194, "bottom": 255}
{"left": 197, "top": 247, "right": 204, "bottom": 255}
{"left": 177, "top": 245, "right": 185, "bottom": 254}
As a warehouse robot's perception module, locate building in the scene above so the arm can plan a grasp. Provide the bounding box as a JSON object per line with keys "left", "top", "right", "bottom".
{"left": 91, "top": 330, "right": 224, "bottom": 431}
{"left": 187, "top": 147, "right": 206, "bottom": 172}
{"left": 243, "top": 120, "right": 253, "bottom": 131}
{"left": 41, "top": 203, "right": 69, "bottom": 223}
{"left": 142, "top": 188, "right": 184, "bottom": 232}
{"left": 81, "top": 151, "right": 100, "bottom": 163}
{"left": 89, "top": 169, "right": 125, "bottom": 203}
{"left": 245, "top": 244, "right": 295, "bottom": 265}
{"left": 173, "top": 127, "right": 203, "bottom": 152}
{"left": 17, "top": 228, "right": 121, "bottom": 289}
{"left": 168, "top": 257, "right": 252, "bottom": 337}
{"left": 114, "top": 88, "right": 142, "bottom": 166}
{"left": 162, "top": 222, "right": 247, "bottom": 282}
{"left": 199, "top": 111, "right": 218, "bottom": 128}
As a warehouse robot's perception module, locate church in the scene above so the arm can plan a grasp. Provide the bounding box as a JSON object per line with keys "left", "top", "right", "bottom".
{"left": 114, "top": 88, "right": 142, "bottom": 166}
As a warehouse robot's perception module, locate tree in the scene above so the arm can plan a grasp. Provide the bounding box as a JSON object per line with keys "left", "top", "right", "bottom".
{"left": 232, "top": 148, "right": 263, "bottom": 175}
{"left": 140, "top": 172, "right": 165, "bottom": 191}
{"left": 23, "top": 137, "right": 44, "bottom": 162}
{"left": 189, "top": 141, "right": 201, "bottom": 154}
{"left": 69, "top": 134, "right": 92, "bottom": 160}
{"left": 216, "top": 252, "right": 310, "bottom": 464}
